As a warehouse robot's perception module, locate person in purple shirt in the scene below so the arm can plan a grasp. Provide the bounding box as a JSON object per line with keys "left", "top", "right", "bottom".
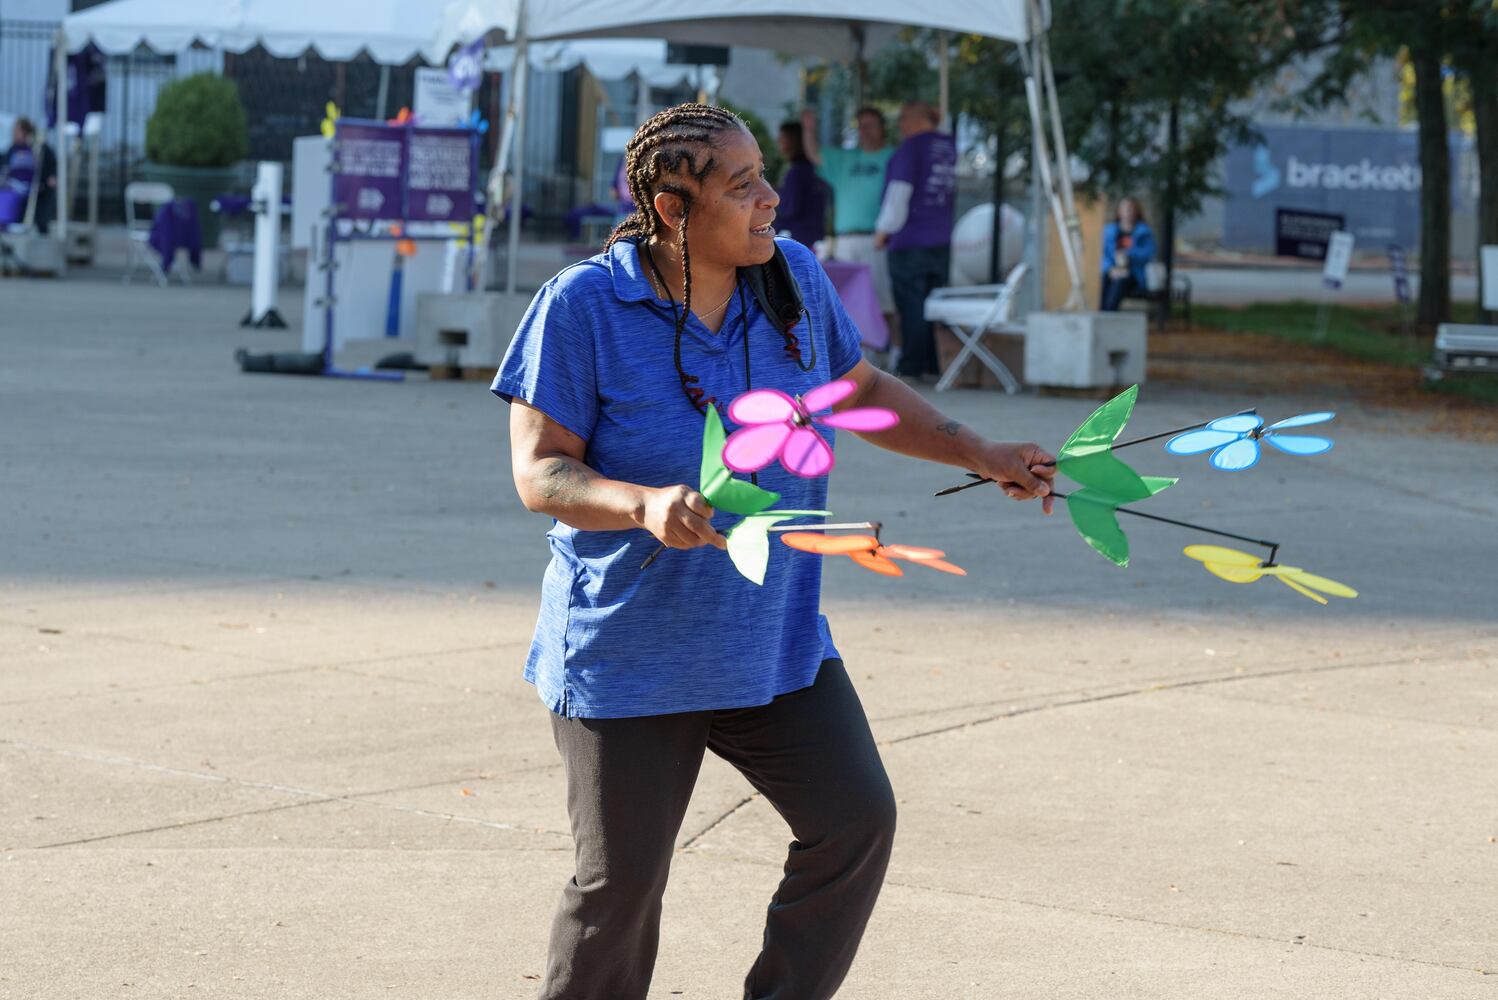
{"left": 874, "top": 101, "right": 957, "bottom": 380}
{"left": 0, "top": 117, "right": 39, "bottom": 227}
{"left": 774, "top": 120, "right": 828, "bottom": 247}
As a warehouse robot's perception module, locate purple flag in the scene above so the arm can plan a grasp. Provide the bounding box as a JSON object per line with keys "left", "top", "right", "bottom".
{"left": 448, "top": 38, "right": 486, "bottom": 95}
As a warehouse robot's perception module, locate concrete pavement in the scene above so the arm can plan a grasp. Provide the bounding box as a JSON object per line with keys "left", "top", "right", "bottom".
{"left": 2, "top": 274, "right": 1495, "bottom": 998}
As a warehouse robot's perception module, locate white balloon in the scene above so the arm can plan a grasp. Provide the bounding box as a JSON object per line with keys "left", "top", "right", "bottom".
{"left": 949, "top": 202, "right": 1026, "bottom": 286}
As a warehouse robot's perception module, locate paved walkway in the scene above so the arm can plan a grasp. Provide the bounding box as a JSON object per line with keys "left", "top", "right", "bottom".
{"left": 2, "top": 274, "right": 1494, "bottom": 998}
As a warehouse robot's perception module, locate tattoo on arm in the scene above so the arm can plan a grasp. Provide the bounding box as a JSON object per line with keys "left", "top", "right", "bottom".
{"left": 537, "top": 458, "right": 592, "bottom": 504}
{"left": 936, "top": 420, "right": 963, "bottom": 437}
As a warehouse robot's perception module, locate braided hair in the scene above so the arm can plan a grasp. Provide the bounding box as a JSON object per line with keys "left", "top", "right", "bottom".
{"left": 605, "top": 103, "right": 807, "bottom": 414}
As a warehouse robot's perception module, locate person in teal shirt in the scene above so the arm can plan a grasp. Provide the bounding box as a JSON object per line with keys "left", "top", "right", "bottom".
{"left": 802, "top": 107, "right": 899, "bottom": 363}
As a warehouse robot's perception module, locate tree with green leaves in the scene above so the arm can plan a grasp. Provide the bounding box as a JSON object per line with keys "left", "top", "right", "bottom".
{"left": 1446, "top": 1, "right": 1498, "bottom": 322}
{"left": 1304, "top": 0, "right": 1461, "bottom": 330}
{"left": 863, "top": 2, "right": 1332, "bottom": 313}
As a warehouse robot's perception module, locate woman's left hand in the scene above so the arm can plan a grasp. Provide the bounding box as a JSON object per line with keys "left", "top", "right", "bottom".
{"left": 972, "top": 441, "right": 1057, "bottom": 515}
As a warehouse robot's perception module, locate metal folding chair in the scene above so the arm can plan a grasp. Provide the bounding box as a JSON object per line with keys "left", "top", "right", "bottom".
{"left": 123, "top": 181, "right": 186, "bottom": 286}
{"left": 924, "top": 262, "right": 1029, "bottom": 393}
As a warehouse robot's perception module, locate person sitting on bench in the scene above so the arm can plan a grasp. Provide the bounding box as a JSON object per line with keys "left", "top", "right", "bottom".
{"left": 1099, "top": 195, "right": 1155, "bottom": 311}
{"left": 0, "top": 117, "right": 56, "bottom": 232}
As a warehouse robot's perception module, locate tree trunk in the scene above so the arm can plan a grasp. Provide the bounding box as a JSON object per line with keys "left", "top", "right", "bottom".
{"left": 1161, "top": 96, "right": 1179, "bottom": 323}
{"left": 990, "top": 113, "right": 1005, "bottom": 283}
{"left": 1412, "top": 38, "right": 1451, "bottom": 332}
{"left": 1106, "top": 95, "right": 1122, "bottom": 190}
{"left": 1463, "top": 54, "right": 1498, "bottom": 323}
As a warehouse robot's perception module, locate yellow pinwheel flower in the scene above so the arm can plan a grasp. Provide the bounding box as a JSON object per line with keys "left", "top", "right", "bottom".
{"left": 320, "top": 102, "right": 340, "bottom": 139}
{"left": 1183, "top": 546, "right": 1357, "bottom": 605}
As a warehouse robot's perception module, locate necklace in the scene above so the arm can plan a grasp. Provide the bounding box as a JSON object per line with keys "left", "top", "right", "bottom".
{"left": 646, "top": 263, "right": 734, "bottom": 319}
{"left": 643, "top": 244, "right": 753, "bottom": 417}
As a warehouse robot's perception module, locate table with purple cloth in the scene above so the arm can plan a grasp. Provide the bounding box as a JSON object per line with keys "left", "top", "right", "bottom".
{"left": 821, "top": 259, "right": 890, "bottom": 352}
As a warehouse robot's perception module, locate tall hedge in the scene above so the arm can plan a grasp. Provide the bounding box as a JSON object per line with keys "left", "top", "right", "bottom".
{"left": 145, "top": 73, "right": 248, "bottom": 168}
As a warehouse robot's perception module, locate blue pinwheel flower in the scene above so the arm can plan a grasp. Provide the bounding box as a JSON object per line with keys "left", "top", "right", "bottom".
{"left": 1166, "top": 412, "right": 1334, "bottom": 471}
{"left": 464, "top": 110, "right": 489, "bottom": 134}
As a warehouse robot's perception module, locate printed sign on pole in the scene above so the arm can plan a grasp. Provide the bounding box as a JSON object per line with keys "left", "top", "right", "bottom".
{"left": 414, "top": 67, "right": 469, "bottom": 126}
{"left": 406, "top": 128, "right": 476, "bottom": 223}
{"left": 1322, "top": 230, "right": 1355, "bottom": 290}
{"left": 1481, "top": 245, "right": 1498, "bottom": 312}
{"left": 332, "top": 122, "right": 405, "bottom": 220}
{"left": 1274, "top": 207, "right": 1345, "bottom": 260}
{"left": 1386, "top": 244, "right": 1411, "bottom": 304}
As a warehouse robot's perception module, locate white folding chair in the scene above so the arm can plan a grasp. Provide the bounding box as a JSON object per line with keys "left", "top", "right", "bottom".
{"left": 123, "top": 181, "right": 186, "bottom": 286}
{"left": 924, "top": 262, "right": 1029, "bottom": 393}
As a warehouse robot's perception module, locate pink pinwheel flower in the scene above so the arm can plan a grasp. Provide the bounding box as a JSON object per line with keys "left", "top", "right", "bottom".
{"left": 722, "top": 379, "right": 899, "bottom": 478}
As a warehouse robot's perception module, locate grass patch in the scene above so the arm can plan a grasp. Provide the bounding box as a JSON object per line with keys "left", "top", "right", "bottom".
{"left": 1194, "top": 301, "right": 1498, "bottom": 406}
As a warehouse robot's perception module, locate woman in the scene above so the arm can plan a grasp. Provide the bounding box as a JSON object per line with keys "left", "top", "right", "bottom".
{"left": 1099, "top": 195, "right": 1156, "bottom": 311}
{"left": 773, "top": 120, "right": 828, "bottom": 248}
{"left": 0, "top": 117, "right": 39, "bottom": 227}
{"left": 493, "top": 103, "right": 1054, "bottom": 1000}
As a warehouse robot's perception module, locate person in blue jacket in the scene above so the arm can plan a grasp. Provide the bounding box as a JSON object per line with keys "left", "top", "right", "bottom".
{"left": 1099, "top": 196, "right": 1155, "bottom": 311}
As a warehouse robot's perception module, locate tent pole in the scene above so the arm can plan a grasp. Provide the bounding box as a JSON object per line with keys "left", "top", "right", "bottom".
{"left": 54, "top": 29, "right": 69, "bottom": 243}
{"left": 852, "top": 26, "right": 866, "bottom": 110}
{"left": 506, "top": 14, "right": 529, "bottom": 295}
{"left": 1021, "top": 3, "right": 1083, "bottom": 310}
{"left": 375, "top": 64, "right": 391, "bottom": 121}
{"left": 635, "top": 70, "right": 650, "bottom": 125}
{"left": 493, "top": 49, "right": 520, "bottom": 184}
{"left": 990, "top": 99, "right": 1003, "bottom": 284}
{"left": 1036, "top": 9, "right": 1084, "bottom": 305}
{"left": 937, "top": 31, "right": 951, "bottom": 130}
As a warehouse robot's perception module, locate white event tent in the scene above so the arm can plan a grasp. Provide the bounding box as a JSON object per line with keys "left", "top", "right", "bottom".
{"left": 58, "top": 0, "right": 1082, "bottom": 305}
{"left": 61, "top": 0, "right": 455, "bottom": 65}
{"left": 439, "top": 0, "right": 1084, "bottom": 306}
{"left": 484, "top": 38, "right": 717, "bottom": 91}
{"left": 54, "top": 0, "right": 491, "bottom": 241}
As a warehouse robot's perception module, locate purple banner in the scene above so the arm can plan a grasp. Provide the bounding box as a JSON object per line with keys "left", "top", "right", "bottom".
{"left": 333, "top": 122, "right": 406, "bottom": 220}
{"left": 405, "top": 128, "right": 475, "bottom": 223}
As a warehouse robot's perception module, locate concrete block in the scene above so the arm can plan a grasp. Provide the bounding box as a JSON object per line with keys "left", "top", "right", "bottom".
{"left": 1024, "top": 310, "right": 1147, "bottom": 388}
{"left": 413, "top": 291, "right": 533, "bottom": 368}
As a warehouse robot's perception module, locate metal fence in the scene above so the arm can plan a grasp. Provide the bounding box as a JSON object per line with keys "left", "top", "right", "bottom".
{"left": 0, "top": 19, "right": 222, "bottom": 223}
{"left": 0, "top": 19, "right": 598, "bottom": 232}
{"left": 0, "top": 18, "right": 55, "bottom": 129}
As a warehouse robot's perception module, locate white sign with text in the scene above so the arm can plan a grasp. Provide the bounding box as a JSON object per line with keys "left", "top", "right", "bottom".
{"left": 1322, "top": 230, "right": 1355, "bottom": 290}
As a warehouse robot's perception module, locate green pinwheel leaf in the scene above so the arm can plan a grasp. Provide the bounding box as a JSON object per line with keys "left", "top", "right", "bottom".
{"left": 1064, "top": 478, "right": 1176, "bottom": 568}
{"left": 1055, "top": 387, "right": 1178, "bottom": 567}
{"left": 725, "top": 510, "right": 831, "bottom": 585}
{"left": 700, "top": 404, "right": 780, "bottom": 516}
{"left": 1066, "top": 489, "right": 1132, "bottom": 567}
{"left": 1057, "top": 385, "right": 1168, "bottom": 501}
{"left": 1137, "top": 476, "right": 1177, "bottom": 499}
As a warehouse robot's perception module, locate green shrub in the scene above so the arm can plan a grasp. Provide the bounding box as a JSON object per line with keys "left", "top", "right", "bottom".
{"left": 145, "top": 73, "right": 248, "bottom": 167}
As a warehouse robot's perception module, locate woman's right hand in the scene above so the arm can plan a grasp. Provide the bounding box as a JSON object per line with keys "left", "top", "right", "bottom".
{"left": 637, "top": 485, "right": 726, "bottom": 550}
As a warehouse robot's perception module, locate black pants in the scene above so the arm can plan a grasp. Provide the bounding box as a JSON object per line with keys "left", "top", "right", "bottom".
{"left": 888, "top": 245, "right": 951, "bottom": 377}
{"left": 1100, "top": 273, "right": 1139, "bottom": 311}
{"left": 539, "top": 659, "right": 896, "bottom": 1000}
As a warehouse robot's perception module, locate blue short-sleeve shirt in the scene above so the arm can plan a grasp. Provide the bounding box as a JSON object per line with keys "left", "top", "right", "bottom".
{"left": 492, "top": 237, "right": 867, "bottom": 719}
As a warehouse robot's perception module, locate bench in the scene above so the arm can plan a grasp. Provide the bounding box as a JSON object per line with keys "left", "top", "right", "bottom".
{"left": 1426, "top": 323, "right": 1498, "bottom": 381}
{"left": 1123, "top": 272, "right": 1192, "bottom": 331}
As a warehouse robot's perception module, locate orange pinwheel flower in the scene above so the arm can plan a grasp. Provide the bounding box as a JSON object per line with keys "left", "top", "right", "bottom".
{"left": 780, "top": 532, "right": 966, "bottom": 578}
